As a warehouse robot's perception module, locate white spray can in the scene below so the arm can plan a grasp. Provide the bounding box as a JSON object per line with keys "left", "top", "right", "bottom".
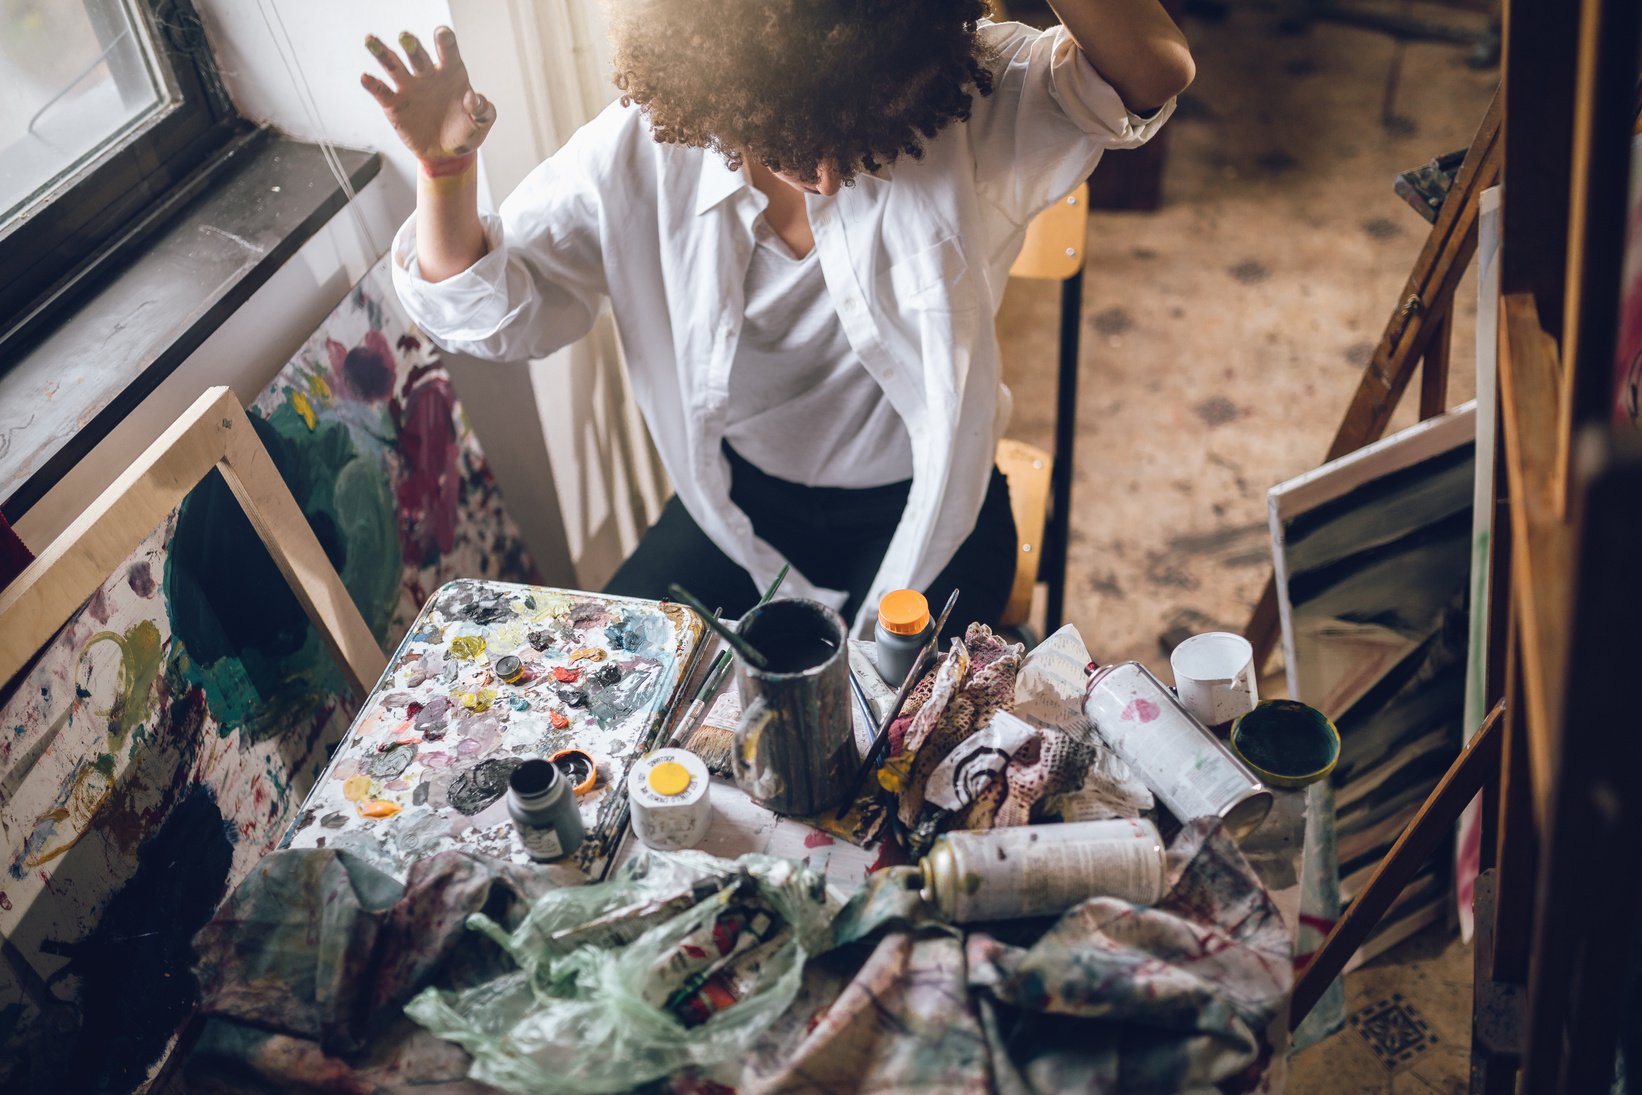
{"left": 915, "top": 818, "right": 1167, "bottom": 923}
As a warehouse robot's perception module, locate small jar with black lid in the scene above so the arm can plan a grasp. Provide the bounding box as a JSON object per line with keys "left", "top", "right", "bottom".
{"left": 507, "top": 758, "right": 585, "bottom": 862}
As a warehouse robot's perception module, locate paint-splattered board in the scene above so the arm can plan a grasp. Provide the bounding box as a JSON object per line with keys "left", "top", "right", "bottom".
{"left": 285, "top": 580, "right": 706, "bottom": 881}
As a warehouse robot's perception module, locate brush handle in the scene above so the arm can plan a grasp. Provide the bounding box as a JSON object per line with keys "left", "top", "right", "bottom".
{"left": 668, "top": 584, "right": 767, "bottom": 668}
{"left": 688, "top": 564, "right": 789, "bottom": 705}
{"left": 835, "top": 587, "right": 960, "bottom": 818}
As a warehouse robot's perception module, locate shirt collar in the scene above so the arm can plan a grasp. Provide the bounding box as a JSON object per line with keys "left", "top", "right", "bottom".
{"left": 695, "top": 152, "right": 747, "bottom": 216}
{"left": 693, "top": 150, "right": 893, "bottom": 216}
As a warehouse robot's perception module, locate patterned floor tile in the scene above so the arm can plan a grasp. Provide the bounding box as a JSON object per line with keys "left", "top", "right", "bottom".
{"left": 1350, "top": 993, "right": 1440, "bottom": 1072}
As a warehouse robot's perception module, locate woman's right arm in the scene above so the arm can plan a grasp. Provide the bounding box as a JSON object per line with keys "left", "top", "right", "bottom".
{"left": 362, "top": 28, "right": 609, "bottom": 362}
{"left": 362, "top": 27, "right": 494, "bottom": 282}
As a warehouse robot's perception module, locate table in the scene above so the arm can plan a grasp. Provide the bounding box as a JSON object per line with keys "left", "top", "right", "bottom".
{"left": 263, "top": 589, "right": 1321, "bottom": 1091}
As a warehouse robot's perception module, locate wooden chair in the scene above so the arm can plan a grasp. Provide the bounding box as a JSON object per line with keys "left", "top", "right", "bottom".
{"left": 997, "top": 183, "right": 1089, "bottom": 636}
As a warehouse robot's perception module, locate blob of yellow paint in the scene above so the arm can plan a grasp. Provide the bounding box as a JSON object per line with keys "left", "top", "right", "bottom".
{"left": 570, "top": 647, "right": 607, "bottom": 663}
{"left": 876, "top": 753, "right": 913, "bottom": 794}
{"left": 343, "top": 775, "right": 372, "bottom": 802}
{"left": 449, "top": 635, "right": 487, "bottom": 660}
{"left": 359, "top": 800, "right": 400, "bottom": 818}
{"left": 459, "top": 688, "right": 496, "bottom": 713}
{"left": 290, "top": 389, "right": 317, "bottom": 431}
{"left": 647, "top": 761, "right": 692, "bottom": 797}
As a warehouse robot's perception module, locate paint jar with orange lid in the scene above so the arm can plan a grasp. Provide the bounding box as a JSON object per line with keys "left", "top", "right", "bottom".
{"left": 874, "top": 589, "right": 933, "bottom": 685}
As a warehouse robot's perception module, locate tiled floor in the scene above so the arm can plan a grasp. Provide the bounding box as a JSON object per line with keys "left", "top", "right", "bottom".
{"left": 994, "top": 2, "right": 1496, "bottom": 1091}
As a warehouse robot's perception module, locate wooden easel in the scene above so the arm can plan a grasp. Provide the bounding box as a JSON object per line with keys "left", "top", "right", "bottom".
{"left": 1285, "top": 4, "right": 1642, "bottom": 1092}
{"left": 1244, "top": 90, "right": 1502, "bottom": 673}
{"left": 0, "top": 386, "right": 385, "bottom": 693}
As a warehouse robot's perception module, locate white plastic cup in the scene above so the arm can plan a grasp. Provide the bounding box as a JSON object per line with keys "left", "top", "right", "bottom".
{"left": 1169, "top": 632, "right": 1258, "bottom": 734}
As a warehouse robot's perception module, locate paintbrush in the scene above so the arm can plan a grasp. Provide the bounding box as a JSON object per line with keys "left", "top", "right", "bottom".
{"left": 658, "top": 605, "right": 719, "bottom": 743}
{"left": 668, "top": 584, "right": 768, "bottom": 668}
{"left": 645, "top": 609, "right": 715, "bottom": 752}
{"left": 835, "top": 587, "right": 960, "bottom": 819}
{"left": 672, "top": 566, "right": 790, "bottom": 773}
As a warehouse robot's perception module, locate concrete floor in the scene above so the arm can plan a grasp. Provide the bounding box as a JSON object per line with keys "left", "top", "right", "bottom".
{"left": 994, "top": 3, "right": 1495, "bottom": 1091}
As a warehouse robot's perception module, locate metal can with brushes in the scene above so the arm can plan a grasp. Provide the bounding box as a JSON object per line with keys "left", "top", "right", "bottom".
{"left": 916, "top": 819, "right": 1167, "bottom": 923}
{"left": 1082, "top": 661, "right": 1273, "bottom": 840}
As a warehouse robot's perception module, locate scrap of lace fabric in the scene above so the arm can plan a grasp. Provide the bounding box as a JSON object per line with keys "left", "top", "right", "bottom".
{"left": 882, "top": 624, "right": 1137, "bottom": 855}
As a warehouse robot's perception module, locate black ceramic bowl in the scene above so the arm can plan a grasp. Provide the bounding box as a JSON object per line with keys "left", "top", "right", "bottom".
{"left": 1230, "top": 700, "right": 1340, "bottom": 789}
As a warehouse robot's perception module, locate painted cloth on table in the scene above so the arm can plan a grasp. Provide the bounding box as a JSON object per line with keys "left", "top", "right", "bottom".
{"left": 188, "top": 846, "right": 834, "bottom": 1095}
{"left": 746, "top": 818, "right": 1291, "bottom": 1094}
{"left": 186, "top": 847, "right": 549, "bottom": 1092}
{"left": 883, "top": 624, "right": 1100, "bottom": 854}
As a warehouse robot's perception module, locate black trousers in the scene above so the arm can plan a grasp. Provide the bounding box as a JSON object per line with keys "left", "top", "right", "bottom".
{"left": 604, "top": 445, "right": 1017, "bottom": 639}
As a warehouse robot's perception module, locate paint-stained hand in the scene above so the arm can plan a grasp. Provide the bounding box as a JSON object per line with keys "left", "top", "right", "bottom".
{"left": 361, "top": 27, "right": 495, "bottom": 169}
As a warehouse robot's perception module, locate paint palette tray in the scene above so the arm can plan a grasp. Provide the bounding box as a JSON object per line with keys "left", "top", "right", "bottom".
{"left": 284, "top": 579, "right": 706, "bottom": 881}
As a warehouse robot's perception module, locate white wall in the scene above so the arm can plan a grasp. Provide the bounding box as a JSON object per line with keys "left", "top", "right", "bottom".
{"left": 20, "top": 0, "right": 666, "bottom": 593}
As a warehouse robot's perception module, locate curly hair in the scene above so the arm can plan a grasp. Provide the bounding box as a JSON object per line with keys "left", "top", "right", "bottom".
{"left": 608, "top": 0, "right": 997, "bottom": 184}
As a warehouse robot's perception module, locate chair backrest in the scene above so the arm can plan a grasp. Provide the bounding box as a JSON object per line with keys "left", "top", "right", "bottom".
{"left": 1009, "top": 184, "right": 1091, "bottom": 282}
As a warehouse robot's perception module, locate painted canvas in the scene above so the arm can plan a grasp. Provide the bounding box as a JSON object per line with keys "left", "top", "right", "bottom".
{"left": 1270, "top": 404, "right": 1476, "bottom": 963}
{"left": 285, "top": 581, "right": 705, "bottom": 882}
{"left": 1614, "top": 132, "right": 1642, "bottom": 431}
{"left": 0, "top": 258, "right": 536, "bottom": 1090}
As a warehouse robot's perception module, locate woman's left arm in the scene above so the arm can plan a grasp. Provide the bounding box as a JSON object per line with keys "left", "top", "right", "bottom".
{"left": 1043, "top": 0, "right": 1195, "bottom": 114}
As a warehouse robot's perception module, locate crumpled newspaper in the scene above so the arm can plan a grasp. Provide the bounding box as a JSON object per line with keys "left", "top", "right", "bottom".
{"left": 889, "top": 625, "right": 1152, "bottom": 852}
{"left": 1013, "top": 624, "right": 1153, "bottom": 821}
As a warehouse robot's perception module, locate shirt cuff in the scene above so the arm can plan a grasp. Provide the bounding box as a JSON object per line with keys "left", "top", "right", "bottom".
{"left": 1048, "top": 25, "right": 1177, "bottom": 149}
{"left": 389, "top": 212, "right": 519, "bottom": 344}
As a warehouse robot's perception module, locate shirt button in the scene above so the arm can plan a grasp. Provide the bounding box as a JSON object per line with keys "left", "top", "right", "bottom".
{"left": 843, "top": 297, "right": 860, "bottom": 313}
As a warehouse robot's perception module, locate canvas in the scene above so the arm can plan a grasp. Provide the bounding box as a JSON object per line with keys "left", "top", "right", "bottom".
{"left": 0, "top": 258, "right": 536, "bottom": 1090}
{"left": 1270, "top": 404, "right": 1476, "bottom": 964}
{"left": 1614, "top": 132, "right": 1642, "bottom": 431}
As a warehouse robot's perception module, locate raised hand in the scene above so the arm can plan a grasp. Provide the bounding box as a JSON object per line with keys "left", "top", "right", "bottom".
{"left": 361, "top": 27, "right": 495, "bottom": 172}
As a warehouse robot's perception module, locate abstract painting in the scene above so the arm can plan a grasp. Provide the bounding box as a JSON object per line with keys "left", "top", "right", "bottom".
{"left": 0, "top": 258, "right": 536, "bottom": 1090}
{"left": 1270, "top": 404, "right": 1476, "bottom": 963}
{"left": 1614, "top": 132, "right": 1642, "bottom": 432}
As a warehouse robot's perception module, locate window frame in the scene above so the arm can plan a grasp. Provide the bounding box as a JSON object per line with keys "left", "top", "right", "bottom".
{"left": 0, "top": 0, "right": 248, "bottom": 360}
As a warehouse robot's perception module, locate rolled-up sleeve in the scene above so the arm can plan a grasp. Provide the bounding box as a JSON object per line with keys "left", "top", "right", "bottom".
{"left": 391, "top": 110, "right": 618, "bottom": 362}
{"left": 970, "top": 20, "right": 1176, "bottom": 224}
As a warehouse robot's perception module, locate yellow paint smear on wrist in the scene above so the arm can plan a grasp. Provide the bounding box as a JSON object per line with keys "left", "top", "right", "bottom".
{"left": 419, "top": 163, "right": 475, "bottom": 195}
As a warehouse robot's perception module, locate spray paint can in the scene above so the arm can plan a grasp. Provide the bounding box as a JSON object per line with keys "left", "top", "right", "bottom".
{"left": 915, "top": 819, "right": 1167, "bottom": 923}
{"left": 1083, "top": 661, "right": 1273, "bottom": 840}
{"left": 507, "top": 758, "right": 585, "bottom": 861}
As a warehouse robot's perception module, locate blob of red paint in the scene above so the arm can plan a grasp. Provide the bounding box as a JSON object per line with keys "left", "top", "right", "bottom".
{"left": 802, "top": 830, "right": 835, "bottom": 848}
{"left": 1121, "top": 698, "right": 1160, "bottom": 722}
{"left": 549, "top": 711, "right": 570, "bottom": 730}
{"left": 552, "top": 666, "right": 581, "bottom": 683}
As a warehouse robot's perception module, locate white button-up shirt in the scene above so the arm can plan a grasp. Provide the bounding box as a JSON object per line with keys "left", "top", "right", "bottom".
{"left": 392, "top": 20, "right": 1172, "bottom": 633}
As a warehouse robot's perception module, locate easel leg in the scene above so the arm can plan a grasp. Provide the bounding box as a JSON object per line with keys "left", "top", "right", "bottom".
{"left": 1244, "top": 92, "right": 1501, "bottom": 672}
{"left": 1420, "top": 310, "right": 1453, "bottom": 420}
{"left": 1290, "top": 702, "right": 1505, "bottom": 1029}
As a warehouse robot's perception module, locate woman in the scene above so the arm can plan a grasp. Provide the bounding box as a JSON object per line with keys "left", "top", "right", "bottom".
{"left": 365, "top": 0, "right": 1192, "bottom": 637}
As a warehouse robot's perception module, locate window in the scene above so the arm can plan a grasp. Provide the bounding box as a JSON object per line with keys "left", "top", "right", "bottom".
{"left": 0, "top": 0, "right": 244, "bottom": 357}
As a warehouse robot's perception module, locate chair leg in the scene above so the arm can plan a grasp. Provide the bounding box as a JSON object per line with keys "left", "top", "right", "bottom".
{"left": 1045, "top": 269, "right": 1082, "bottom": 633}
